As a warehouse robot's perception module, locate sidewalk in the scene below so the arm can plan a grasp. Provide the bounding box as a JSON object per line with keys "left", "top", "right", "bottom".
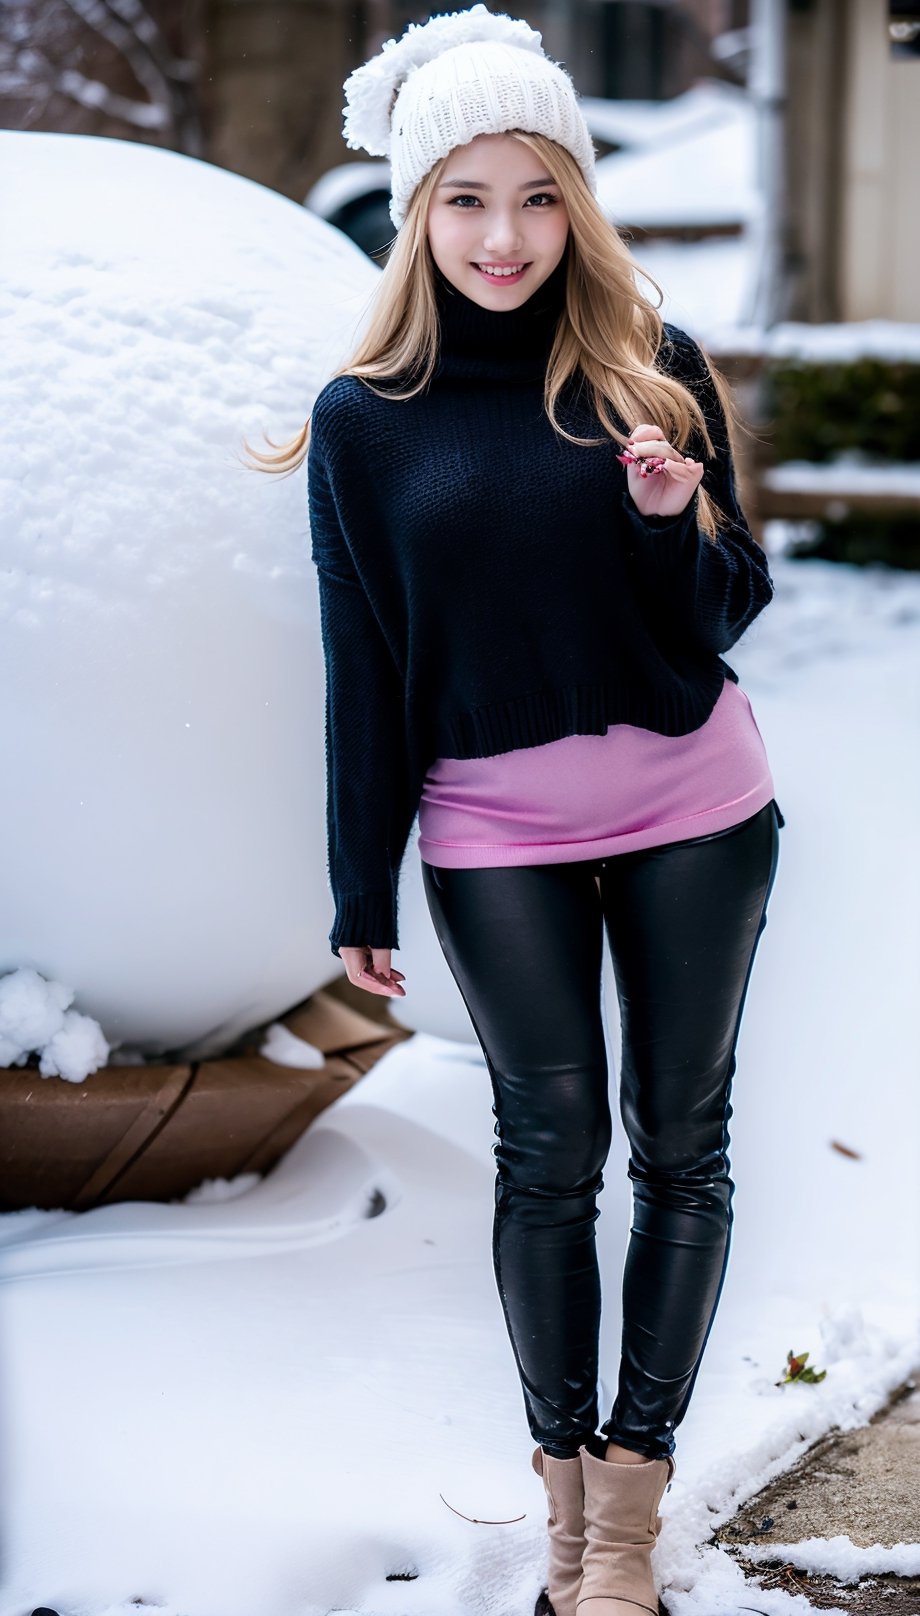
{"left": 715, "top": 1374, "right": 920, "bottom": 1613}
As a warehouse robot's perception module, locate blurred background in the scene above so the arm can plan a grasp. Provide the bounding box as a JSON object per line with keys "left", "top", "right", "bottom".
{"left": 3, "top": 0, "right": 919, "bottom": 570}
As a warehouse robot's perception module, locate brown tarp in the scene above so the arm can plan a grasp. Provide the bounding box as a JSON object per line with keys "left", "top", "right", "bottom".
{"left": 0, "top": 991, "right": 413, "bottom": 1212}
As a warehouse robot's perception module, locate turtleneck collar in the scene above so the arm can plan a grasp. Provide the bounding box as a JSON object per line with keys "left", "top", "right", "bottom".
{"left": 432, "top": 243, "right": 570, "bottom": 386}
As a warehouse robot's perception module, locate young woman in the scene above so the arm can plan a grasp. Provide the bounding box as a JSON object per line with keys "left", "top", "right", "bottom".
{"left": 247, "top": 9, "right": 784, "bottom": 1614}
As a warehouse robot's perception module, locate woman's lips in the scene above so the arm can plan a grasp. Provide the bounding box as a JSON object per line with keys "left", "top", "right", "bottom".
{"left": 472, "top": 262, "right": 531, "bottom": 285}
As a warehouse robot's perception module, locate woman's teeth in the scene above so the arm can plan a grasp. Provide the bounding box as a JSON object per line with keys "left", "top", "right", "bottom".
{"left": 476, "top": 264, "right": 526, "bottom": 276}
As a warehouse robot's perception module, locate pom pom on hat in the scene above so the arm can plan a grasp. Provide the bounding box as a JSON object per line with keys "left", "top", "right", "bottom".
{"left": 342, "top": 4, "right": 545, "bottom": 158}
{"left": 341, "top": 3, "right": 598, "bottom": 229}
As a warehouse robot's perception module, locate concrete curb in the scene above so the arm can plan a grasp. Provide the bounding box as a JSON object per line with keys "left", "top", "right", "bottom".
{"left": 714, "top": 1373, "right": 920, "bottom": 1613}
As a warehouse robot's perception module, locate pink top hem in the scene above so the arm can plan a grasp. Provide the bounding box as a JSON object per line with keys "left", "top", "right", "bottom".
{"left": 417, "top": 678, "right": 775, "bottom": 868}
{"left": 417, "top": 778, "right": 775, "bottom": 865}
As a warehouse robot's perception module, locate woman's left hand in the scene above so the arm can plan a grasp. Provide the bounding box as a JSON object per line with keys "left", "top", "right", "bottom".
{"left": 617, "top": 422, "right": 705, "bottom": 519}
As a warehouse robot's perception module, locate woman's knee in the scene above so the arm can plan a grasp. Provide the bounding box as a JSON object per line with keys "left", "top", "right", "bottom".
{"left": 495, "top": 1080, "right": 613, "bottom": 1196}
{"left": 619, "top": 1055, "right": 734, "bottom": 1176}
{"left": 623, "top": 1108, "right": 734, "bottom": 1186}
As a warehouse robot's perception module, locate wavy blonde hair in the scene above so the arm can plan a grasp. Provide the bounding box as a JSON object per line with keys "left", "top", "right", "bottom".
{"left": 242, "top": 130, "right": 745, "bottom": 541}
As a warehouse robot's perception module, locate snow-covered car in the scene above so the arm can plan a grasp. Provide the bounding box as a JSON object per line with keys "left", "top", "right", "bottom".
{"left": 304, "top": 158, "right": 396, "bottom": 260}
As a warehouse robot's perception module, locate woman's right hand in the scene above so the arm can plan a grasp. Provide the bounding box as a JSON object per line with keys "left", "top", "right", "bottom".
{"left": 339, "top": 945, "right": 406, "bottom": 997}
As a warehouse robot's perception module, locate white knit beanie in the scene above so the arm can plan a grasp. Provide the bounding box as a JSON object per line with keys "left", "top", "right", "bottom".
{"left": 342, "top": 3, "right": 598, "bottom": 229}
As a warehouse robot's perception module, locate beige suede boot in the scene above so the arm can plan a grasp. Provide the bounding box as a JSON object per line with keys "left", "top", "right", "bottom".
{"left": 532, "top": 1445, "right": 586, "bottom": 1616}
{"left": 575, "top": 1444, "right": 675, "bottom": 1616}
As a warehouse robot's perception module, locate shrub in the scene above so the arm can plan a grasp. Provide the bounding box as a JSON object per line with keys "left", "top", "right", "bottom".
{"left": 767, "top": 359, "right": 920, "bottom": 463}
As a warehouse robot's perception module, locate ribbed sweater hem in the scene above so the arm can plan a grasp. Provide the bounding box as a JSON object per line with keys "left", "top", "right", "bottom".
{"left": 437, "top": 667, "right": 738, "bottom": 757}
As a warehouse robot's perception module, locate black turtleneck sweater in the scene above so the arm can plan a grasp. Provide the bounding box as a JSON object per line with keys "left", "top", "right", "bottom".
{"left": 307, "top": 254, "right": 774, "bottom": 956}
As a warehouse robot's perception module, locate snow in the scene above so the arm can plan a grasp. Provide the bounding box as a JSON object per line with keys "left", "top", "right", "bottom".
{"left": 595, "top": 88, "right": 758, "bottom": 230}
{"left": 257, "top": 1019, "right": 326, "bottom": 1070}
{"left": 0, "top": 966, "right": 113, "bottom": 1080}
{"left": 181, "top": 1172, "right": 264, "bottom": 1205}
{"left": 1, "top": 553, "right": 918, "bottom": 1616}
{"left": 28, "top": 1008, "right": 110, "bottom": 1083}
{"left": 742, "top": 1537, "right": 920, "bottom": 1582}
{"left": 0, "top": 961, "right": 327, "bottom": 1083}
{"left": 702, "top": 319, "right": 920, "bottom": 361}
{"left": 580, "top": 81, "right": 752, "bottom": 158}
{"left": 630, "top": 235, "right": 756, "bottom": 334}
{"left": 0, "top": 130, "right": 383, "bottom": 1061}
{"left": 763, "top": 460, "right": 920, "bottom": 497}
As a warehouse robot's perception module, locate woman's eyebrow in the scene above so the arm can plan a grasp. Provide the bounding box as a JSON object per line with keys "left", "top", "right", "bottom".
{"left": 437, "top": 176, "right": 557, "bottom": 189}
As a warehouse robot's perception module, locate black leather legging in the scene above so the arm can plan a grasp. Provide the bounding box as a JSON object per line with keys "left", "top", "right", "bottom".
{"left": 421, "top": 797, "right": 783, "bottom": 1462}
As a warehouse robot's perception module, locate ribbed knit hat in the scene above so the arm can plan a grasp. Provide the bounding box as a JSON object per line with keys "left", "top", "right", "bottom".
{"left": 342, "top": 3, "right": 598, "bottom": 229}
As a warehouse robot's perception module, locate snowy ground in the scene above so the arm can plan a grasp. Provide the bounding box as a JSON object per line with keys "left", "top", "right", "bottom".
{"left": 1, "top": 551, "right": 918, "bottom": 1616}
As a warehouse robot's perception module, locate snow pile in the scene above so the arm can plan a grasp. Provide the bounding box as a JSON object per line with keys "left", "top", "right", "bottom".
{"left": 181, "top": 1173, "right": 263, "bottom": 1205}
{"left": 742, "top": 1536, "right": 920, "bottom": 1582}
{"left": 0, "top": 965, "right": 110, "bottom": 1081}
{"left": 257, "top": 1020, "right": 325, "bottom": 1070}
{"left": 0, "top": 130, "right": 381, "bottom": 1062}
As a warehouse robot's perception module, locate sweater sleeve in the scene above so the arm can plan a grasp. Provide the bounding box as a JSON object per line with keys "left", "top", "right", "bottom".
{"left": 307, "top": 410, "right": 413, "bottom": 958}
{"left": 620, "top": 327, "right": 774, "bottom": 657}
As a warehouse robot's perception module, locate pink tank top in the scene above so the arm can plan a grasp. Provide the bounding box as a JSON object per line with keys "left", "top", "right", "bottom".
{"left": 418, "top": 678, "right": 775, "bottom": 867}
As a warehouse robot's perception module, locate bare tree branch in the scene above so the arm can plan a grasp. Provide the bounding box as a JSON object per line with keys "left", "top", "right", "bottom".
{"left": 100, "top": 0, "right": 199, "bottom": 82}
{"left": 59, "top": 0, "right": 178, "bottom": 113}
{"left": 0, "top": 0, "right": 204, "bottom": 152}
{"left": 58, "top": 63, "right": 168, "bottom": 126}
{"left": 0, "top": 44, "right": 167, "bottom": 129}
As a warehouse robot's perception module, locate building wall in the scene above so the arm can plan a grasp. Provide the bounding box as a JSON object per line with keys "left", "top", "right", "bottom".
{"left": 782, "top": 0, "right": 845, "bottom": 322}
{"left": 839, "top": 0, "right": 920, "bottom": 320}
{"left": 203, "top": 1, "right": 369, "bottom": 200}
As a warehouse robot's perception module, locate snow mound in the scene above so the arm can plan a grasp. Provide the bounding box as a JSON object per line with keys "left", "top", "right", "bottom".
{"left": 0, "top": 131, "right": 380, "bottom": 1058}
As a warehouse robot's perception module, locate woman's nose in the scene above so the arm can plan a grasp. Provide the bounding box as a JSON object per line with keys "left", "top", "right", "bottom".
{"left": 483, "top": 216, "right": 522, "bottom": 251}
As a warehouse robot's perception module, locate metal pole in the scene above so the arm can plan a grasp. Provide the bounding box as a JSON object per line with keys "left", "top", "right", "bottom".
{"left": 746, "top": 0, "right": 787, "bottom": 328}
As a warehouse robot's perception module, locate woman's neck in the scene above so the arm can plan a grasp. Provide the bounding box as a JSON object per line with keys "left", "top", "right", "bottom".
{"left": 432, "top": 248, "right": 569, "bottom": 385}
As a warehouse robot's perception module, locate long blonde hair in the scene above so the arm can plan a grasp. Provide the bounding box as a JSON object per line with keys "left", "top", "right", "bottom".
{"left": 242, "top": 130, "right": 743, "bottom": 541}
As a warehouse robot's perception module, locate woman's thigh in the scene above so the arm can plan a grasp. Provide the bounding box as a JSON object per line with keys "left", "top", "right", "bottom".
{"left": 420, "top": 859, "right": 613, "bottom": 1188}
{"left": 596, "top": 800, "right": 782, "bottom": 1175}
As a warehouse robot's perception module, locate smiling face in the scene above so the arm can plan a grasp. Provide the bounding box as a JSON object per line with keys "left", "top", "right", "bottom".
{"left": 426, "top": 131, "right": 571, "bottom": 309}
